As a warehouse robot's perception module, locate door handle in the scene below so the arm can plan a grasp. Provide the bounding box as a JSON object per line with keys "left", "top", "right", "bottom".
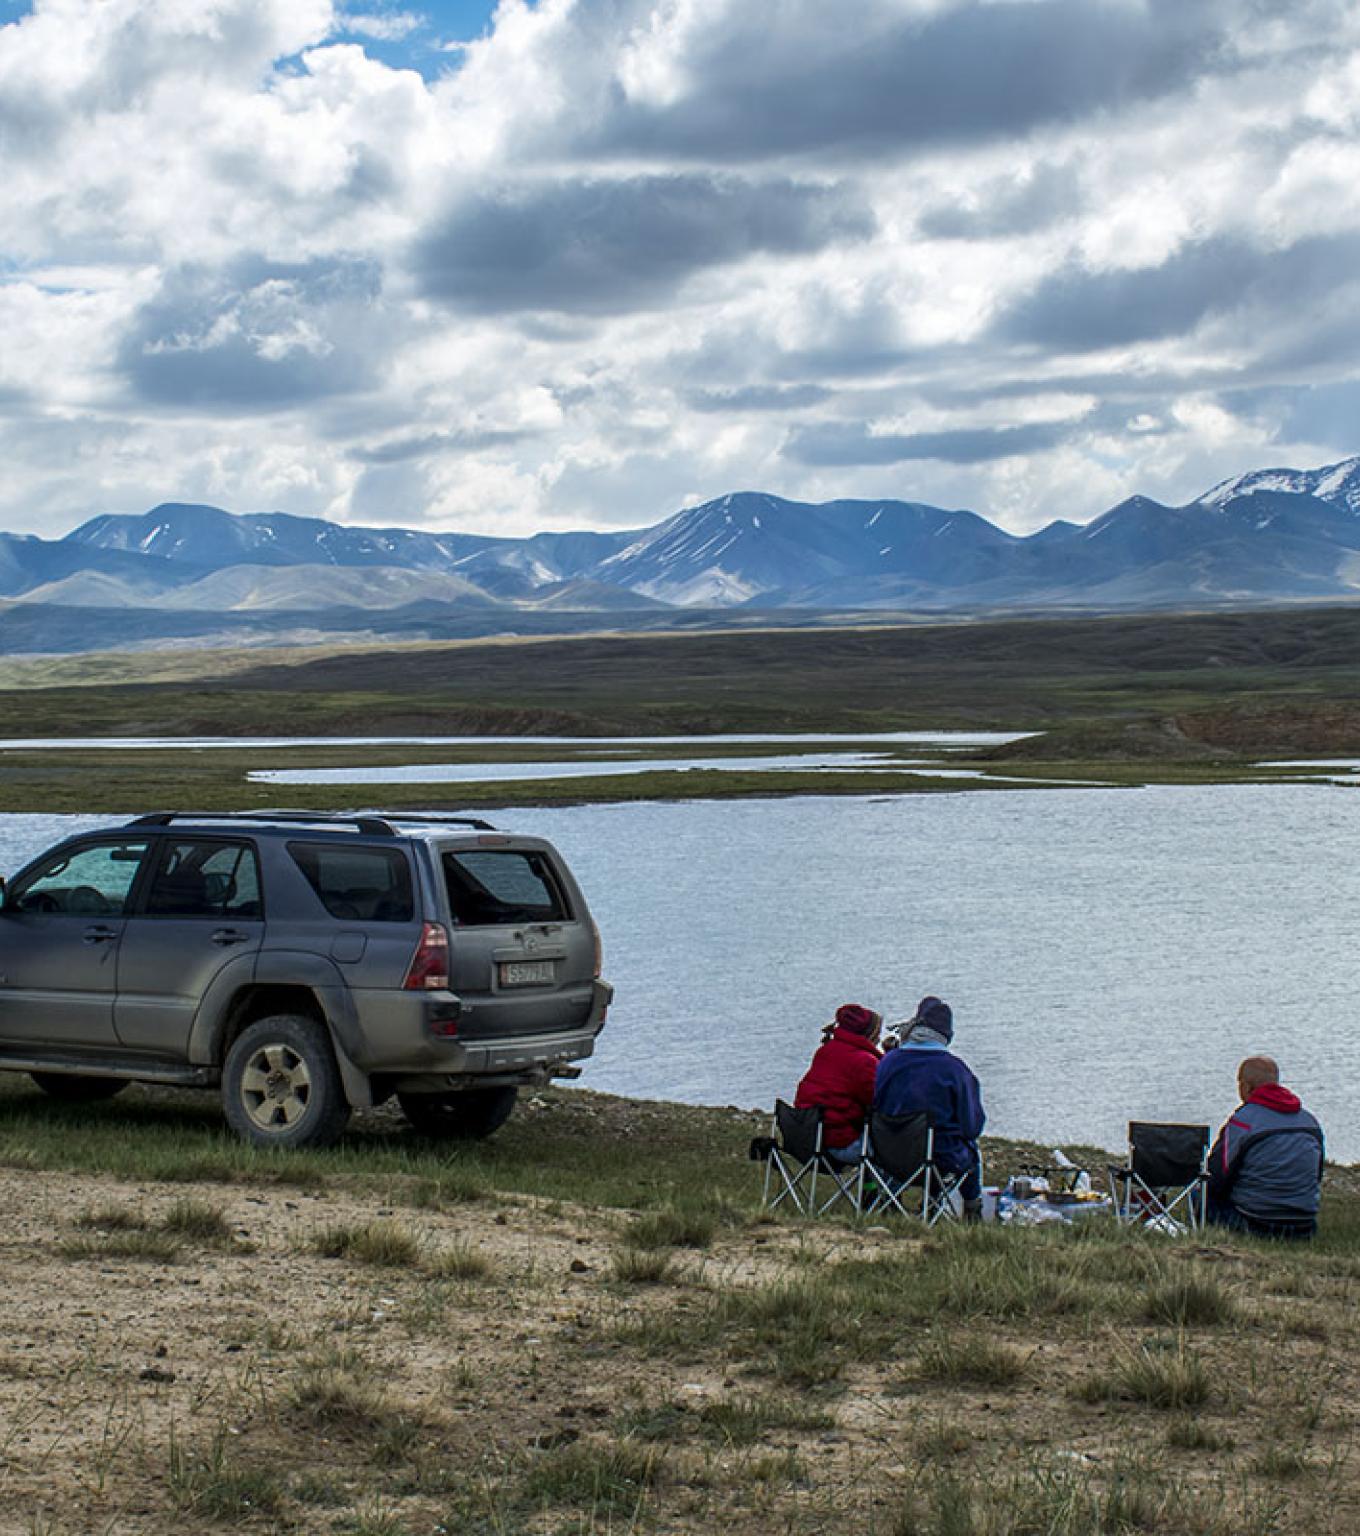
{"left": 211, "top": 929, "right": 248, "bottom": 947}
{"left": 83, "top": 926, "right": 118, "bottom": 945}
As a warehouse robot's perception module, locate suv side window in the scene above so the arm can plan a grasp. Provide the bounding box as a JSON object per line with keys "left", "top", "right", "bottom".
{"left": 443, "top": 850, "right": 569, "bottom": 926}
{"left": 287, "top": 842, "right": 414, "bottom": 922}
{"left": 144, "top": 840, "right": 263, "bottom": 919}
{"left": 8, "top": 840, "right": 150, "bottom": 916}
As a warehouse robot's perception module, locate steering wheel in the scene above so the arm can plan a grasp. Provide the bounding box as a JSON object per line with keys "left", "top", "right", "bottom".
{"left": 23, "top": 892, "right": 60, "bottom": 913}
{"left": 65, "top": 886, "right": 111, "bottom": 916}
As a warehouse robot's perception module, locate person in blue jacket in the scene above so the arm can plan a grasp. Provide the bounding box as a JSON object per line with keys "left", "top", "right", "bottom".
{"left": 1206, "top": 1055, "right": 1324, "bottom": 1239}
{"left": 874, "top": 995, "right": 985, "bottom": 1218}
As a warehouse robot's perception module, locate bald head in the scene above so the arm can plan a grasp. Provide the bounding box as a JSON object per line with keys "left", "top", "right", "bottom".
{"left": 1238, "top": 1056, "right": 1280, "bottom": 1098}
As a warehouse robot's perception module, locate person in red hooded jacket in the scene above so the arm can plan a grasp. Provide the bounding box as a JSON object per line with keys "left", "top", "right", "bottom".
{"left": 794, "top": 1003, "right": 884, "bottom": 1164}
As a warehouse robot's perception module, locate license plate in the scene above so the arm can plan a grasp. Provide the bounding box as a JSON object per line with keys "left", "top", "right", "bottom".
{"left": 499, "top": 960, "right": 555, "bottom": 987}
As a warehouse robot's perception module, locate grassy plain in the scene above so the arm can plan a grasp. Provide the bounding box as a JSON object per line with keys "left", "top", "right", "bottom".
{"left": 2, "top": 606, "right": 1360, "bottom": 812}
{"left": 0, "top": 1081, "right": 1356, "bottom": 1535}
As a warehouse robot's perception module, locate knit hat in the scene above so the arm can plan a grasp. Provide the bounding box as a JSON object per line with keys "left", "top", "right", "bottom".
{"left": 910, "top": 996, "right": 953, "bottom": 1042}
{"left": 835, "top": 1003, "right": 881, "bottom": 1037}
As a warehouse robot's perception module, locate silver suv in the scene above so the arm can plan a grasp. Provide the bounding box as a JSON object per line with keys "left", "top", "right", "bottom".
{"left": 0, "top": 811, "right": 611, "bottom": 1147}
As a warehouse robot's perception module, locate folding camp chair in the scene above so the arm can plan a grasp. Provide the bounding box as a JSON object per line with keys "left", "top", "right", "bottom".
{"left": 857, "top": 1110, "right": 977, "bottom": 1226}
{"left": 752, "top": 1100, "right": 859, "bottom": 1216}
{"left": 1106, "top": 1122, "right": 1210, "bottom": 1232}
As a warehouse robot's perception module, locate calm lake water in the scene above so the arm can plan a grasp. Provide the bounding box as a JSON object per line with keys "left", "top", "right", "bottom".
{"left": 3, "top": 783, "right": 1356, "bottom": 1158}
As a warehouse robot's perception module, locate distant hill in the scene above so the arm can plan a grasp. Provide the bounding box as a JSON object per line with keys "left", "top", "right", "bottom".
{"left": 3, "top": 455, "right": 1360, "bottom": 652}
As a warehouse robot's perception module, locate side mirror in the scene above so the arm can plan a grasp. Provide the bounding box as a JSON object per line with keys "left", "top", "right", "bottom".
{"left": 0, "top": 876, "right": 7, "bottom": 910}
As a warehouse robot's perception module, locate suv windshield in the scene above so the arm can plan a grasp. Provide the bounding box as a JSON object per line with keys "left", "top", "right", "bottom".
{"left": 443, "top": 849, "right": 569, "bottom": 926}
{"left": 9, "top": 840, "right": 150, "bottom": 916}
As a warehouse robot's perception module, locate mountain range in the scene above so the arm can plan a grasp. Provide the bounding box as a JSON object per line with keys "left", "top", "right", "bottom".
{"left": 3, "top": 456, "right": 1360, "bottom": 652}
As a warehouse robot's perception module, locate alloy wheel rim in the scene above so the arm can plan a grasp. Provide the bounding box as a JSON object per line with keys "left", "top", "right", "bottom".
{"left": 239, "top": 1043, "right": 312, "bottom": 1131}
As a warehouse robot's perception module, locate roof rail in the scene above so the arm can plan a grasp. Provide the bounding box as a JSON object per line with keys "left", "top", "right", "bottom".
{"left": 129, "top": 810, "right": 397, "bottom": 836}
{"left": 372, "top": 813, "right": 498, "bottom": 833}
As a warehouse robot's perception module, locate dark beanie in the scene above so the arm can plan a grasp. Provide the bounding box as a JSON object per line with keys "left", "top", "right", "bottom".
{"left": 913, "top": 996, "right": 954, "bottom": 1042}
{"left": 835, "top": 1003, "right": 880, "bottom": 1036}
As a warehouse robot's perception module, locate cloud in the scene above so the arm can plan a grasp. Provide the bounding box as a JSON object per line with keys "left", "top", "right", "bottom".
{"left": 579, "top": 0, "right": 1231, "bottom": 164}
{"left": 351, "top": 425, "right": 543, "bottom": 463}
{"left": 414, "top": 174, "right": 874, "bottom": 315}
{"left": 338, "top": 9, "right": 421, "bottom": 42}
{"left": 2, "top": 0, "right": 1360, "bottom": 538}
{"left": 0, "top": 0, "right": 334, "bottom": 147}
{"left": 118, "top": 257, "right": 384, "bottom": 409}
{"left": 995, "top": 232, "right": 1360, "bottom": 353}
{"left": 917, "top": 161, "right": 1085, "bottom": 240}
{"left": 686, "top": 384, "right": 832, "bottom": 413}
{"left": 785, "top": 421, "right": 1074, "bottom": 467}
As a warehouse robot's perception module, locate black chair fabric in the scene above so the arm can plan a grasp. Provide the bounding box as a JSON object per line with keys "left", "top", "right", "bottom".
{"left": 775, "top": 1100, "right": 822, "bottom": 1164}
{"left": 1128, "top": 1122, "right": 1209, "bottom": 1187}
{"left": 865, "top": 1110, "right": 931, "bottom": 1182}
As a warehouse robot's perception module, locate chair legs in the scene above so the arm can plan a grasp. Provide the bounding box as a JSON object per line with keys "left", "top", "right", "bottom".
{"left": 1106, "top": 1167, "right": 1207, "bottom": 1232}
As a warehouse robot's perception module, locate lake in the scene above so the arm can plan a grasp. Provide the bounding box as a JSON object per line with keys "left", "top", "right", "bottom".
{"left": 2, "top": 782, "right": 1356, "bottom": 1158}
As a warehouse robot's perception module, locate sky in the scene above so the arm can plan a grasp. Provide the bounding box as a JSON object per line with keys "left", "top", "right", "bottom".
{"left": 2, "top": 0, "right": 1360, "bottom": 540}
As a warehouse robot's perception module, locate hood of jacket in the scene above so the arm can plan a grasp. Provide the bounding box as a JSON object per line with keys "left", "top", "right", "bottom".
{"left": 1246, "top": 1083, "right": 1301, "bottom": 1114}
{"left": 832, "top": 1026, "right": 882, "bottom": 1056}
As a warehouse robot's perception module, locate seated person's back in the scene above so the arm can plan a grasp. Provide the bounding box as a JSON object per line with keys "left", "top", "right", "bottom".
{"left": 794, "top": 1003, "right": 883, "bottom": 1155}
{"left": 1207, "top": 1055, "right": 1324, "bottom": 1237}
{"left": 874, "top": 996, "right": 985, "bottom": 1195}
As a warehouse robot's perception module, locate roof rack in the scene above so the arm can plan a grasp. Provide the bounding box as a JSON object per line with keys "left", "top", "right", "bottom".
{"left": 129, "top": 811, "right": 399, "bottom": 836}
{"left": 373, "top": 813, "right": 498, "bottom": 833}
{"left": 127, "top": 810, "right": 500, "bottom": 836}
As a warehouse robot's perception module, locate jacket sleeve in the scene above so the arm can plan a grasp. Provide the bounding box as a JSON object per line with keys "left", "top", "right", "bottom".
{"left": 959, "top": 1065, "right": 985, "bottom": 1141}
{"left": 1205, "top": 1117, "right": 1239, "bottom": 1204}
{"left": 852, "top": 1051, "right": 879, "bottom": 1115}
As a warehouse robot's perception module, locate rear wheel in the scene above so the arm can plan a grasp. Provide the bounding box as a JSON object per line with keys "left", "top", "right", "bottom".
{"left": 398, "top": 1085, "right": 519, "bottom": 1140}
{"left": 30, "top": 1072, "right": 128, "bottom": 1102}
{"left": 222, "top": 1015, "right": 351, "bottom": 1149}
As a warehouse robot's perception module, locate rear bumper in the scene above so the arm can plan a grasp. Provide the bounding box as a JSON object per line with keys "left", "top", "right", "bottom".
{"left": 393, "top": 1025, "right": 601, "bottom": 1091}
{"left": 359, "top": 979, "right": 612, "bottom": 1089}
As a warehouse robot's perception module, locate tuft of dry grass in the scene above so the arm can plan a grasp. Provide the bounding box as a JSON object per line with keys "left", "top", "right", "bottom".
{"left": 308, "top": 1220, "right": 421, "bottom": 1268}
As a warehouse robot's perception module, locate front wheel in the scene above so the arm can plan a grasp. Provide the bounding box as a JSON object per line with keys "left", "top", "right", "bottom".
{"left": 222, "top": 1015, "right": 351, "bottom": 1149}
{"left": 398, "top": 1085, "right": 518, "bottom": 1140}
{"left": 30, "top": 1072, "right": 128, "bottom": 1102}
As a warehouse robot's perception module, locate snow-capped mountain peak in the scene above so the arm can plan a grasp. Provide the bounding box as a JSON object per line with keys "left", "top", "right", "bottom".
{"left": 1199, "top": 456, "right": 1360, "bottom": 515}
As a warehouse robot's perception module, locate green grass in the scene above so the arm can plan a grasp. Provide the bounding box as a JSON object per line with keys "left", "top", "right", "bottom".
{"left": 161, "top": 1198, "right": 236, "bottom": 1248}
{"left": 168, "top": 1429, "right": 285, "bottom": 1521}
{"left": 610, "top": 1247, "right": 677, "bottom": 1285}
{"left": 4, "top": 606, "right": 1360, "bottom": 810}
{"left": 1143, "top": 1272, "right": 1238, "bottom": 1327}
{"left": 905, "top": 1332, "right": 1030, "bottom": 1388}
{"left": 696, "top": 1396, "right": 835, "bottom": 1446}
{"left": 0, "top": 1079, "right": 759, "bottom": 1215}
{"left": 621, "top": 1207, "right": 717, "bottom": 1250}
{"left": 520, "top": 1439, "right": 663, "bottom": 1519}
{"left": 428, "top": 1238, "right": 495, "bottom": 1280}
{"left": 614, "top": 1393, "right": 834, "bottom": 1449}
{"left": 288, "top": 1356, "right": 401, "bottom": 1436}
{"left": 1076, "top": 1339, "right": 1212, "bottom": 1411}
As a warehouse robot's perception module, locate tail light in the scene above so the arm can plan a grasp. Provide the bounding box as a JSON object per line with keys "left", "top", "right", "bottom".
{"left": 404, "top": 922, "right": 450, "bottom": 991}
{"left": 591, "top": 920, "right": 603, "bottom": 979}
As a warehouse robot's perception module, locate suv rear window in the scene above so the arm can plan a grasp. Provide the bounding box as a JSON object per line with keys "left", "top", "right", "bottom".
{"left": 288, "top": 842, "right": 414, "bottom": 923}
{"left": 443, "top": 849, "right": 569, "bottom": 926}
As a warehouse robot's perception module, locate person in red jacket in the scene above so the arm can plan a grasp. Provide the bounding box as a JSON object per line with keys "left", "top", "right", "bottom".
{"left": 794, "top": 1003, "right": 884, "bottom": 1164}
